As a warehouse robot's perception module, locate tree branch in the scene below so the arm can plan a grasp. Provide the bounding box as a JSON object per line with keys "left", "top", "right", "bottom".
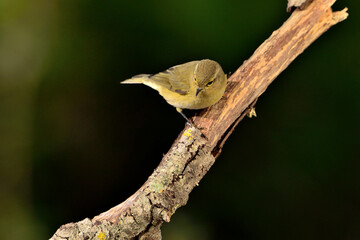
{"left": 50, "top": 0, "right": 347, "bottom": 239}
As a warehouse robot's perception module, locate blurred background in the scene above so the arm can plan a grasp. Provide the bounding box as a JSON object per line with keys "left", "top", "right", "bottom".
{"left": 1, "top": 0, "right": 359, "bottom": 239}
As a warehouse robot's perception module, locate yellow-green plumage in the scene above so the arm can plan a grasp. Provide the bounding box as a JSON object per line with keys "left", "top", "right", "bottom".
{"left": 121, "top": 59, "right": 227, "bottom": 119}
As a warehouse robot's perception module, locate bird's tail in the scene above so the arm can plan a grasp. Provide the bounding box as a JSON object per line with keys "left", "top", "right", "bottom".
{"left": 121, "top": 74, "right": 162, "bottom": 91}
{"left": 120, "top": 74, "right": 150, "bottom": 84}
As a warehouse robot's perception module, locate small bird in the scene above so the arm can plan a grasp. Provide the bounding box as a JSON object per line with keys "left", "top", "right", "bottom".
{"left": 121, "top": 59, "right": 227, "bottom": 122}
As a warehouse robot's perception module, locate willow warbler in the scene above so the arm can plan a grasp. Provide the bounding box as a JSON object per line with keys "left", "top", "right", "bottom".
{"left": 121, "top": 59, "right": 227, "bottom": 121}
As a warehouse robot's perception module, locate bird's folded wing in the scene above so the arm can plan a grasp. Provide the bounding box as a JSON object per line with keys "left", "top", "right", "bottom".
{"left": 150, "top": 61, "right": 198, "bottom": 95}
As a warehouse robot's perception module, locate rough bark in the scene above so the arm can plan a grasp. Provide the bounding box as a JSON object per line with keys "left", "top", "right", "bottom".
{"left": 51, "top": 0, "right": 348, "bottom": 239}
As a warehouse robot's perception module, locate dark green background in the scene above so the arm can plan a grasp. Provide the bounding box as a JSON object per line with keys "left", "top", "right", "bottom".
{"left": 1, "top": 0, "right": 359, "bottom": 239}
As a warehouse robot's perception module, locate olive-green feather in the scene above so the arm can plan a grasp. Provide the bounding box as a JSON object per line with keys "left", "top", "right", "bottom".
{"left": 121, "top": 61, "right": 199, "bottom": 95}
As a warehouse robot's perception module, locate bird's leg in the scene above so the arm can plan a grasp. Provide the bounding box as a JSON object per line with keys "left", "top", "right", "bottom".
{"left": 176, "top": 108, "right": 208, "bottom": 139}
{"left": 176, "top": 107, "right": 192, "bottom": 124}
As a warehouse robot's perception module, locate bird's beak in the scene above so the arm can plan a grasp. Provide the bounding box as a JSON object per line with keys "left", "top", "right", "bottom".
{"left": 196, "top": 88, "right": 202, "bottom": 96}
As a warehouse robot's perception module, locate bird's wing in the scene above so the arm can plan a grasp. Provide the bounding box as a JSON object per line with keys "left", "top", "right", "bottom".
{"left": 150, "top": 61, "right": 198, "bottom": 95}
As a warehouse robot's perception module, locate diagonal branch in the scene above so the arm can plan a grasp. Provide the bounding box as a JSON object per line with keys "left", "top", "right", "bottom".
{"left": 50, "top": 0, "right": 348, "bottom": 239}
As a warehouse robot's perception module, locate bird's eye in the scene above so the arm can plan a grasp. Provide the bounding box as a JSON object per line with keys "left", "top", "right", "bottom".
{"left": 206, "top": 80, "right": 214, "bottom": 87}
